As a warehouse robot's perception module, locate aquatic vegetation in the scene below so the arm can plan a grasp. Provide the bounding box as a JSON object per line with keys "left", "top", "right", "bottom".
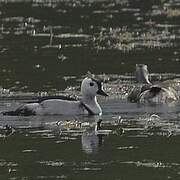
{"left": 38, "top": 160, "right": 64, "bottom": 167}
{"left": 121, "top": 160, "right": 179, "bottom": 169}
{"left": 93, "top": 26, "right": 178, "bottom": 52}
{"left": 166, "top": 8, "right": 180, "bottom": 17}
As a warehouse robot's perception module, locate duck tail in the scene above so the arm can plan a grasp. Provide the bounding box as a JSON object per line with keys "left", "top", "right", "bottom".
{"left": 2, "top": 110, "right": 20, "bottom": 116}
{"left": 2, "top": 105, "right": 36, "bottom": 116}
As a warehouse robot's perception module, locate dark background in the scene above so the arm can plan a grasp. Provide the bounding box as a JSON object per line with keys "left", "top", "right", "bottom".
{"left": 0, "top": 0, "right": 180, "bottom": 91}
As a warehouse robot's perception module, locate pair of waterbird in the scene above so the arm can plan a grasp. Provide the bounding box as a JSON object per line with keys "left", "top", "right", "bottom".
{"left": 3, "top": 65, "right": 179, "bottom": 116}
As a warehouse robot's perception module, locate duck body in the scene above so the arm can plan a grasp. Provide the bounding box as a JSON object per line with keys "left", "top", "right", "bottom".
{"left": 5, "top": 100, "right": 84, "bottom": 116}
{"left": 139, "top": 85, "right": 178, "bottom": 104}
{"left": 40, "top": 99, "right": 84, "bottom": 115}
{"left": 128, "top": 64, "right": 179, "bottom": 104}
{"left": 3, "top": 77, "right": 108, "bottom": 116}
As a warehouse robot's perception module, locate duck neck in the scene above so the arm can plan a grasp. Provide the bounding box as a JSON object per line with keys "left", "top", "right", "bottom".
{"left": 82, "top": 95, "right": 98, "bottom": 105}
{"left": 136, "top": 70, "right": 151, "bottom": 84}
{"left": 81, "top": 95, "right": 102, "bottom": 115}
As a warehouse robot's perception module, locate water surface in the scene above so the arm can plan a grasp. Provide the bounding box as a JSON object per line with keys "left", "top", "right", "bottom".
{"left": 0, "top": 0, "right": 180, "bottom": 180}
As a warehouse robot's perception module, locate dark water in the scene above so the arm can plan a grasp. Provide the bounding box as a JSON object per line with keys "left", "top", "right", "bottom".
{"left": 0, "top": 0, "right": 180, "bottom": 179}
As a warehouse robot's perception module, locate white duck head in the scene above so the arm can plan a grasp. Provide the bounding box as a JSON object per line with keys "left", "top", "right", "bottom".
{"left": 81, "top": 78, "right": 108, "bottom": 99}
{"left": 136, "top": 64, "right": 151, "bottom": 84}
{"left": 80, "top": 78, "right": 108, "bottom": 115}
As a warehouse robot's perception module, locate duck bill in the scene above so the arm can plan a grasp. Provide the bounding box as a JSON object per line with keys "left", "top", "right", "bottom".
{"left": 92, "top": 78, "right": 108, "bottom": 97}
{"left": 97, "top": 88, "right": 108, "bottom": 97}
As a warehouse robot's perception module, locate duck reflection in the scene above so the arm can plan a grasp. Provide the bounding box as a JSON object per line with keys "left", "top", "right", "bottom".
{"left": 81, "top": 119, "right": 112, "bottom": 154}
{"left": 81, "top": 131, "right": 102, "bottom": 154}
{"left": 56, "top": 117, "right": 112, "bottom": 154}
{"left": 0, "top": 114, "right": 113, "bottom": 153}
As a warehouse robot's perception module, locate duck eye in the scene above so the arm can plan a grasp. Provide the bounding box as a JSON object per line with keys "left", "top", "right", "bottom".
{"left": 90, "top": 82, "right": 94, "bottom": 86}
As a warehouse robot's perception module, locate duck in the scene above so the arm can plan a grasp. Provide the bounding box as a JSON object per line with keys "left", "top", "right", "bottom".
{"left": 128, "top": 64, "right": 179, "bottom": 104}
{"left": 3, "top": 77, "right": 108, "bottom": 116}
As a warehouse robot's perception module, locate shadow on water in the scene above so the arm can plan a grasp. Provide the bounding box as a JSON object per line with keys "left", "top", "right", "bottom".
{"left": 0, "top": 0, "right": 180, "bottom": 179}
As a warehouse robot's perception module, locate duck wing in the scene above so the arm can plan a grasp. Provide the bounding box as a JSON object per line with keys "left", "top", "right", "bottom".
{"left": 148, "top": 86, "right": 162, "bottom": 97}
{"left": 2, "top": 95, "right": 78, "bottom": 116}
{"left": 27, "top": 95, "right": 78, "bottom": 103}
